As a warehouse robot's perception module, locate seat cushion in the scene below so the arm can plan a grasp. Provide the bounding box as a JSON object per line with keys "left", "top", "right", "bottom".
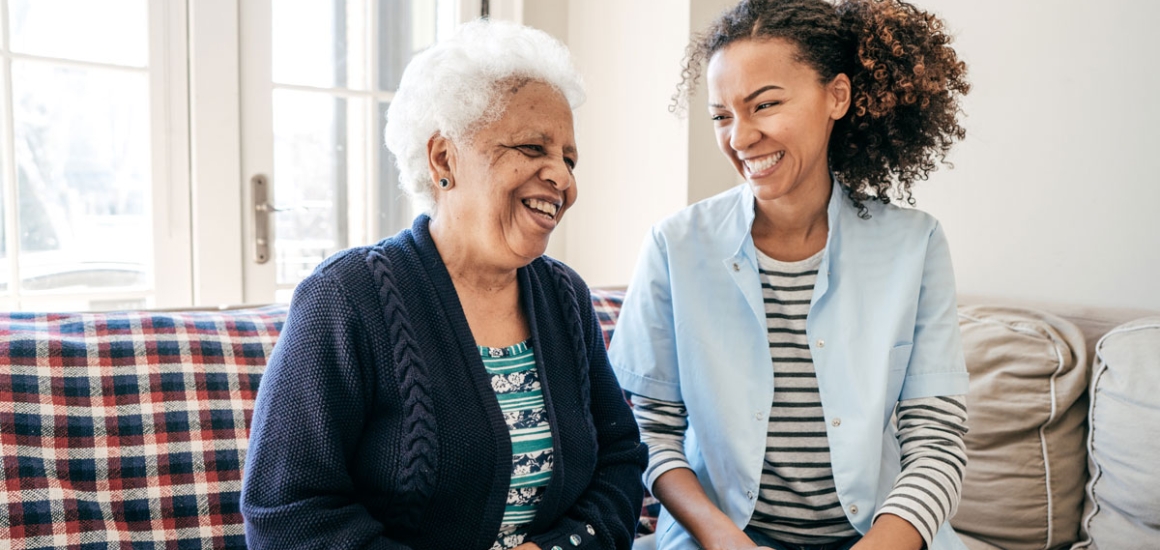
{"left": 1074, "top": 317, "right": 1160, "bottom": 549}
{"left": 951, "top": 306, "right": 1089, "bottom": 550}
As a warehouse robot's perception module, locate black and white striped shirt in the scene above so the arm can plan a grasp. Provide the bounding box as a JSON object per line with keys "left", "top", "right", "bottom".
{"left": 632, "top": 249, "right": 968, "bottom": 546}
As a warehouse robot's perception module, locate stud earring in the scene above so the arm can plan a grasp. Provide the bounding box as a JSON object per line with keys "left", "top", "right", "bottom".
{"left": 439, "top": 178, "right": 450, "bottom": 189}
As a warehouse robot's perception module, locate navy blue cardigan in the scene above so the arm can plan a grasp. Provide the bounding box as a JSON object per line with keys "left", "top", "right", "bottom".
{"left": 242, "top": 215, "right": 647, "bottom": 549}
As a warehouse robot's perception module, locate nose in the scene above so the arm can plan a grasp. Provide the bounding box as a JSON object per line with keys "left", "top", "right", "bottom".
{"left": 729, "top": 115, "right": 760, "bottom": 152}
{"left": 542, "top": 155, "right": 573, "bottom": 191}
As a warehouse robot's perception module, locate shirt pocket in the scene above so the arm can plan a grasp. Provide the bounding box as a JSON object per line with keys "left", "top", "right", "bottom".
{"left": 886, "top": 342, "right": 913, "bottom": 409}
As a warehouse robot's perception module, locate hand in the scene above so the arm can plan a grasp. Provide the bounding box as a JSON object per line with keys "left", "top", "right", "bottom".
{"left": 849, "top": 513, "right": 923, "bottom": 550}
{"left": 511, "top": 543, "right": 540, "bottom": 550}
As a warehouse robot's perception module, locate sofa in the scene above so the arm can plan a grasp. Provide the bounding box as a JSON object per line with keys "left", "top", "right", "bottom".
{"left": 2, "top": 291, "right": 1158, "bottom": 549}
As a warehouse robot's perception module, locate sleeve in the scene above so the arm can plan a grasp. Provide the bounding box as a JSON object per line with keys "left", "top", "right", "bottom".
{"left": 528, "top": 280, "right": 650, "bottom": 550}
{"left": 630, "top": 395, "right": 693, "bottom": 491}
{"left": 240, "top": 272, "right": 412, "bottom": 550}
{"left": 876, "top": 395, "right": 969, "bottom": 547}
{"left": 607, "top": 227, "right": 683, "bottom": 402}
{"left": 900, "top": 221, "right": 970, "bottom": 400}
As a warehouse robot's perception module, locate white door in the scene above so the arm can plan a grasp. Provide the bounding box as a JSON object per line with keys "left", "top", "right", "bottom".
{"left": 239, "top": 0, "right": 477, "bottom": 304}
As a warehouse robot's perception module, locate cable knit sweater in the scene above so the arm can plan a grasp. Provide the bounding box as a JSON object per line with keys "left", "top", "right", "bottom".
{"left": 241, "top": 215, "right": 648, "bottom": 550}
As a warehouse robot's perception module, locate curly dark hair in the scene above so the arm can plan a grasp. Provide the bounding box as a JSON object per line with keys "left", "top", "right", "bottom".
{"left": 675, "top": 0, "right": 969, "bottom": 216}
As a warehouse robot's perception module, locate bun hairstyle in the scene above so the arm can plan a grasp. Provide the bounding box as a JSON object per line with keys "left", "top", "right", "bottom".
{"left": 676, "top": 0, "right": 970, "bottom": 216}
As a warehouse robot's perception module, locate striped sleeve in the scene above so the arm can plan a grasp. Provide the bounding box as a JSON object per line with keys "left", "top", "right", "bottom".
{"left": 629, "top": 394, "right": 692, "bottom": 491}
{"left": 875, "top": 395, "right": 968, "bottom": 547}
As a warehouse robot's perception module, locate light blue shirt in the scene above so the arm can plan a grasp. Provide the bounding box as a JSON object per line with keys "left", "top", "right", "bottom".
{"left": 609, "top": 182, "right": 969, "bottom": 550}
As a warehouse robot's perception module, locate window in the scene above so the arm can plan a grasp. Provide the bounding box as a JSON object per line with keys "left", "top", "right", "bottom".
{"left": 0, "top": 0, "right": 481, "bottom": 311}
{"left": 243, "top": 0, "right": 446, "bottom": 303}
{"left": 0, "top": 0, "right": 188, "bottom": 311}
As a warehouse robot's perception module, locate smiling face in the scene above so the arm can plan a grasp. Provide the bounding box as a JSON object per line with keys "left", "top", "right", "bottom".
{"left": 707, "top": 38, "right": 850, "bottom": 204}
{"left": 430, "top": 79, "right": 578, "bottom": 269}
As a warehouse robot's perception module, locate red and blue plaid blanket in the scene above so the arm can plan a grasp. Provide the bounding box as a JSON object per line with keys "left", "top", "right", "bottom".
{"left": 0, "top": 290, "right": 656, "bottom": 548}
{"left": 0, "top": 306, "right": 286, "bottom": 549}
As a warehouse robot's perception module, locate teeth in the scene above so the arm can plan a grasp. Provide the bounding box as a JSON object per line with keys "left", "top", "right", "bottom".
{"left": 744, "top": 151, "right": 784, "bottom": 174}
{"left": 523, "top": 198, "right": 559, "bottom": 219}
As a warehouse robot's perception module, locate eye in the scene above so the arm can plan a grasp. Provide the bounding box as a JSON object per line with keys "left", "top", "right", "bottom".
{"left": 564, "top": 157, "right": 576, "bottom": 170}
{"left": 517, "top": 144, "right": 546, "bottom": 155}
{"left": 756, "top": 101, "right": 781, "bottom": 111}
{"left": 710, "top": 113, "right": 730, "bottom": 122}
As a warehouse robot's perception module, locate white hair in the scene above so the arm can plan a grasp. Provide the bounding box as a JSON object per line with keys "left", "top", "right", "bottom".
{"left": 384, "top": 19, "right": 585, "bottom": 213}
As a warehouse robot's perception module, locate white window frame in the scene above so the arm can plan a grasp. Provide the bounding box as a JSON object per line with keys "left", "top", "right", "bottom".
{"left": 0, "top": 0, "right": 193, "bottom": 311}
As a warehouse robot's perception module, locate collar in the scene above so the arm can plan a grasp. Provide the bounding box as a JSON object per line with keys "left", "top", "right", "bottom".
{"left": 723, "top": 180, "right": 845, "bottom": 269}
{"left": 722, "top": 181, "right": 844, "bottom": 323}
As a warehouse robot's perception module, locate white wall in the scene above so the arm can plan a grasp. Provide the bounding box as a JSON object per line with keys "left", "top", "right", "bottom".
{"left": 529, "top": 0, "right": 739, "bottom": 287}
{"left": 560, "top": 0, "right": 694, "bottom": 288}
{"left": 534, "top": 0, "right": 1159, "bottom": 310}
{"left": 913, "top": 0, "right": 1160, "bottom": 310}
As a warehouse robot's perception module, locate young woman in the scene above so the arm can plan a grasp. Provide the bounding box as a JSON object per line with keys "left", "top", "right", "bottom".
{"left": 609, "top": 1, "right": 971, "bottom": 549}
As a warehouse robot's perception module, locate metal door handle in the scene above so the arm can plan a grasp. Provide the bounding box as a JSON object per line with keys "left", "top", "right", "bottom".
{"left": 252, "top": 174, "right": 273, "bottom": 264}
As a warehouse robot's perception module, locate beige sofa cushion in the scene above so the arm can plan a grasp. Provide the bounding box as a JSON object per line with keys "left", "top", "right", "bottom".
{"left": 1074, "top": 317, "right": 1160, "bottom": 549}
{"left": 952, "top": 306, "right": 1089, "bottom": 550}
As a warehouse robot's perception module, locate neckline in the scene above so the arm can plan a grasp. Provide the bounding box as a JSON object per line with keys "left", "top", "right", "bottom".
{"left": 478, "top": 340, "right": 531, "bottom": 358}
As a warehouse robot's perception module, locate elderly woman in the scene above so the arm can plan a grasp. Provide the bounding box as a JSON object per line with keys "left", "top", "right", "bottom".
{"left": 610, "top": 1, "right": 972, "bottom": 549}
{"left": 241, "top": 20, "right": 647, "bottom": 550}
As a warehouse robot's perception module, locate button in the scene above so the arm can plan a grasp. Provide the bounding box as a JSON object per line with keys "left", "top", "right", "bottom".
{"left": 816, "top": 339, "right": 825, "bottom": 348}
{"left": 732, "top": 262, "right": 740, "bottom": 272}
{"left": 849, "top": 504, "right": 859, "bottom": 515}
{"left": 747, "top": 490, "right": 755, "bottom": 500}
{"left": 551, "top": 546, "right": 563, "bottom": 550}
{"left": 586, "top": 524, "right": 596, "bottom": 536}
{"left": 570, "top": 534, "right": 582, "bottom": 546}
{"left": 754, "top": 411, "right": 763, "bottom": 420}
{"left": 831, "top": 417, "right": 841, "bottom": 427}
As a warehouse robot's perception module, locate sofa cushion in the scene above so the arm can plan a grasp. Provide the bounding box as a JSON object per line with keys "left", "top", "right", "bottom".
{"left": 1075, "top": 317, "right": 1160, "bottom": 549}
{"left": 952, "top": 306, "right": 1089, "bottom": 550}
{"left": 0, "top": 306, "right": 286, "bottom": 548}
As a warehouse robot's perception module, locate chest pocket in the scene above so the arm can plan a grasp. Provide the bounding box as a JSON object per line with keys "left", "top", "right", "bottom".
{"left": 885, "top": 343, "right": 913, "bottom": 421}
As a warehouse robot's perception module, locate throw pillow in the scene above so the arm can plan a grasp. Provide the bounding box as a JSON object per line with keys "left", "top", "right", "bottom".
{"left": 952, "top": 306, "right": 1089, "bottom": 550}
{"left": 1074, "top": 317, "right": 1160, "bottom": 549}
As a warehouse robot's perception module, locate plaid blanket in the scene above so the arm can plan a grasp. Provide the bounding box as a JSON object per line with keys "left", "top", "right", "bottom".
{"left": 590, "top": 290, "right": 662, "bottom": 536}
{"left": 0, "top": 306, "right": 286, "bottom": 549}
{"left": 1, "top": 290, "right": 656, "bottom": 548}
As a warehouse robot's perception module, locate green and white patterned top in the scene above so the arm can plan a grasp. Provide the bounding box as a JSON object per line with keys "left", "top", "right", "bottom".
{"left": 480, "top": 341, "right": 555, "bottom": 550}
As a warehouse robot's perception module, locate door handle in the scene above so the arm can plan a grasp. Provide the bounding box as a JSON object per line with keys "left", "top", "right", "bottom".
{"left": 252, "top": 174, "right": 272, "bottom": 264}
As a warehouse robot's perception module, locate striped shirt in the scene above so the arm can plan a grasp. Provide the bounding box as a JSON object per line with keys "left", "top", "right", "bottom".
{"left": 632, "top": 249, "right": 968, "bottom": 547}
{"left": 480, "top": 341, "right": 555, "bottom": 550}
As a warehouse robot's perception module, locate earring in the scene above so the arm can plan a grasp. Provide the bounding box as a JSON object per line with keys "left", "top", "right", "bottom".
{"left": 439, "top": 178, "right": 450, "bottom": 189}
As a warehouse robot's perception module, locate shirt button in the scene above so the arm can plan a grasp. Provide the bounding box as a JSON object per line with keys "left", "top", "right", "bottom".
{"left": 747, "top": 490, "right": 755, "bottom": 500}
{"left": 732, "top": 262, "right": 740, "bottom": 272}
{"left": 754, "top": 411, "right": 763, "bottom": 420}
{"left": 849, "top": 504, "right": 859, "bottom": 515}
{"left": 586, "top": 524, "right": 595, "bottom": 536}
{"left": 816, "top": 339, "right": 825, "bottom": 348}
{"left": 831, "top": 417, "right": 841, "bottom": 427}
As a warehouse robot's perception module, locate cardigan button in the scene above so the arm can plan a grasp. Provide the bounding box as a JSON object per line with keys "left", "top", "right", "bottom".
{"left": 551, "top": 546, "right": 563, "bottom": 550}
{"left": 586, "top": 524, "right": 596, "bottom": 536}
{"left": 570, "top": 533, "right": 583, "bottom": 546}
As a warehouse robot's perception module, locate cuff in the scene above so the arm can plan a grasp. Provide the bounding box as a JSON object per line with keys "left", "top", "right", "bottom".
{"left": 527, "top": 517, "right": 602, "bottom": 550}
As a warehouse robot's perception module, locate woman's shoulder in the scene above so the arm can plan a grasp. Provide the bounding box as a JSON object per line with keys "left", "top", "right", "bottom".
{"left": 660, "top": 184, "right": 748, "bottom": 232}
{"left": 836, "top": 198, "right": 946, "bottom": 258}
{"left": 300, "top": 229, "right": 418, "bottom": 303}
{"left": 844, "top": 196, "right": 942, "bottom": 236}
